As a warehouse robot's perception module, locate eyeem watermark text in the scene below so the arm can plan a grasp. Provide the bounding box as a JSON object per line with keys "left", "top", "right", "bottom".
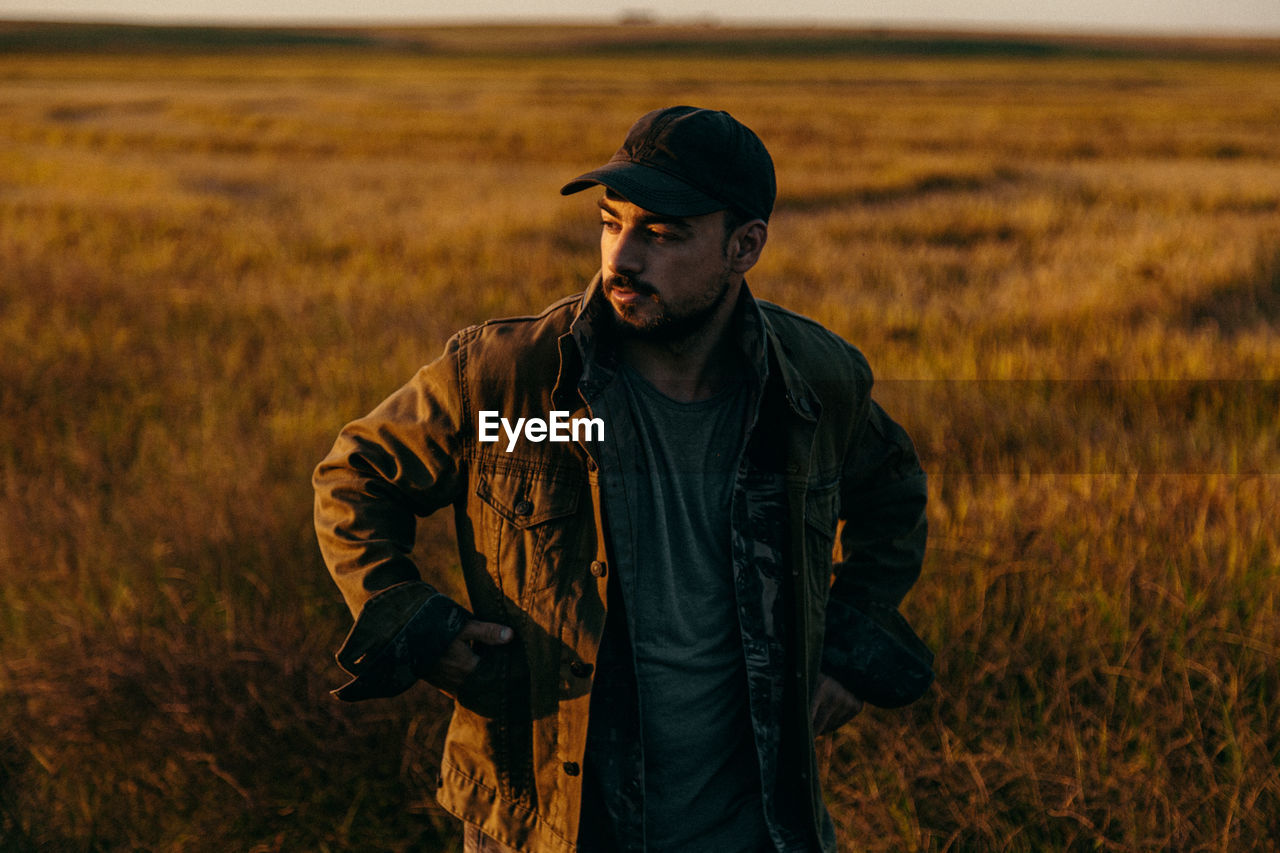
{"left": 478, "top": 411, "right": 604, "bottom": 452}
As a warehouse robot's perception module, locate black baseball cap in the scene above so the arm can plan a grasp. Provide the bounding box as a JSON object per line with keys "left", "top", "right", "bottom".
{"left": 560, "top": 105, "right": 776, "bottom": 222}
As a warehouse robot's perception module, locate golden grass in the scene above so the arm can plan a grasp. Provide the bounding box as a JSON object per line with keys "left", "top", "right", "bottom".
{"left": 1, "top": 26, "right": 1278, "bottom": 852}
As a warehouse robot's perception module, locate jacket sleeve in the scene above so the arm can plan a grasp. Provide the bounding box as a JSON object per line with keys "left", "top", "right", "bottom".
{"left": 820, "top": 398, "right": 934, "bottom": 708}
{"left": 312, "top": 335, "right": 473, "bottom": 701}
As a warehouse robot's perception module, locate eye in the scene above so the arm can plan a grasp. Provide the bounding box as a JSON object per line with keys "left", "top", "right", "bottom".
{"left": 600, "top": 218, "right": 621, "bottom": 233}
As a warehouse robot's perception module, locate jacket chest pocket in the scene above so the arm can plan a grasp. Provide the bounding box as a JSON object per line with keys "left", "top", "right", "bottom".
{"left": 474, "top": 462, "right": 584, "bottom": 602}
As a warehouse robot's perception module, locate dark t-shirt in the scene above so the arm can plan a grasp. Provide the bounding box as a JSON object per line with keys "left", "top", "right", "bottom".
{"left": 595, "top": 362, "right": 769, "bottom": 852}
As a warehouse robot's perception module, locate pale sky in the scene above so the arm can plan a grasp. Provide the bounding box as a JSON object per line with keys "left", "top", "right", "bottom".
{"left": 3, "top": 0, "right": 1280, "bottom": 36}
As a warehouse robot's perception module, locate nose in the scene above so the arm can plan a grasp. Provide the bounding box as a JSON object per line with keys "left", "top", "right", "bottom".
{"left": 603, "top": 225, "right": 644, "bottom": 277}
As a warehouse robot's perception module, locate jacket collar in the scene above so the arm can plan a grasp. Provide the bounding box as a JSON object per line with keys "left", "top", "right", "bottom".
{"left": 556, "top": 273, "right": 819, "bottom": 423}
{"left": 758, "top": 306, "right": 822, "bottom": 423}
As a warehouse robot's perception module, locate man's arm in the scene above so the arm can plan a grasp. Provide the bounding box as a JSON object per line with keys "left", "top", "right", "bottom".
{"left": 818, "top": 398, "right": 932, "bottom": 716}
{"left": 313, "top": 336, "right": 494, "bottom": 700}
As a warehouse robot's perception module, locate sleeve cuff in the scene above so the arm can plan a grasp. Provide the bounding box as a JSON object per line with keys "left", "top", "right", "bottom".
{"left": 821, "top": 598, "right": 935, "bottom": 708}
{"left": 331, "top": 583, "right": 470, "bottom": 702}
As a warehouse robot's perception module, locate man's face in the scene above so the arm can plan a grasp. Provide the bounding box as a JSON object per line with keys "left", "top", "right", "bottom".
{"left": 597, "top": 191, "right": 737, "bottom": 341}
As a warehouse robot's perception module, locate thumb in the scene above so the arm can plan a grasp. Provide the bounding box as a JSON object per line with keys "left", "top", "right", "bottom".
{"left": 459, "top": 619, "right": 513, "bottom": 646}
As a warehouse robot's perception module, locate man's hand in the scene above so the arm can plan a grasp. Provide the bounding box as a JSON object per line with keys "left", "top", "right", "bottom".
{"left": 424, "top": 620, "right": 512, "bottom": 693}
{"left": 811, "top": 672, "right": 864, "bottom": 735}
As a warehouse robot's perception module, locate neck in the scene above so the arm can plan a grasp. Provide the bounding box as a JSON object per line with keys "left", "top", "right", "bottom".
{"left": 617, "top": 285, "right": 743, "bottom": 403}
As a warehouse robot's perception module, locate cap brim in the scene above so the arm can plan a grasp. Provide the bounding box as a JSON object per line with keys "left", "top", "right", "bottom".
{"left": 560, "top": 161, "right": 726, "bottom": 218}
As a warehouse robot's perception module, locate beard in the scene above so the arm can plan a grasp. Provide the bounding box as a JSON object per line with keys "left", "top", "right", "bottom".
{"left": 604, "top": 269, "right": 735, "bottom": 343}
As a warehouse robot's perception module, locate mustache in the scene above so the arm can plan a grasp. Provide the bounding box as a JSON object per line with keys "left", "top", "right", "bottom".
{"left": 604, "top": 274, "right": 657, "bottom": 296}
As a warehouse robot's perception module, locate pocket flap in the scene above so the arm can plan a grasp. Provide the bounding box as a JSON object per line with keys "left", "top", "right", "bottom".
{"left": 476, "top": 466, "right": 581, "bottom": 528}
{"left": 804, "top": 481, "right": 840, "bottom": 539}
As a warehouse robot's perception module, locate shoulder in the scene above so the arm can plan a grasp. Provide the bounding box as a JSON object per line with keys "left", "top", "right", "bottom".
{"left": 756, "top": 299, "right": 872, "bottom": 384}
{"left": 454, "top": 292, "right": 581, "bottom": 353}
{"left": 445, "top": 290, "right": 576, "bottom": 366}
{"left": 438, "top": 293, "right": 582, "bottom": 413}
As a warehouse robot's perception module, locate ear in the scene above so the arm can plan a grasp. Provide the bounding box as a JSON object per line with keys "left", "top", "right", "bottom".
{"left": 727, "top": 220, "right": 768, "bottom": 274}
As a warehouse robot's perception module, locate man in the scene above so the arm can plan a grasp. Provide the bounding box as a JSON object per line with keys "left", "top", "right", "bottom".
{"left": 314, "top": 106, "right": 933, "bottom": 853}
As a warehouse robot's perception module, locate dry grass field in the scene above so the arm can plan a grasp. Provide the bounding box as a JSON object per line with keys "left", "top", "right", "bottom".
{"left": 1, "top": 23, "right": 1278, "bottom": 852}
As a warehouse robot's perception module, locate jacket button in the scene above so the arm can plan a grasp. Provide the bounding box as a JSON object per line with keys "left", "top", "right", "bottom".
{"left": 514, "top": 499, "right": 533, "bottom": 516}
{"left": 562, "top": 761, "right": 580, "bottom": 776}
{"left": 570, "top": 661, "right": 593, "bottom": 678}
{"left": 590, "top": 560, "right": 606, "bottom": 577}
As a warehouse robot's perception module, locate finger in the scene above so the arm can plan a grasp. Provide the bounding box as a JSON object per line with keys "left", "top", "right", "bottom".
{"left": 811, "top": 680, "right": 836, "bottom": 733}
{"left": 810, "top": 674, "right": 837, "bottom": 722}
{"left": 832, "top": 695, "right": 863, "bottom": 731}
{"left": 815, "top": 699, "right": 849, "bottom": 735}
{"left": 812, "top": 676, "right": 864, "bottom": 734}
{"left": 423, "top": 638, "right": 481, "bottom": 693}
{"left": 809, "top": 687, "right": 824, "bottom": 724}
{"left": 457, "top": 620, "right": 514, "bottom": 646}
{"left": 813, "top": 706, "right": 831, "bottom": 736}
{"left": 822, "top": 701, "right": 856, "bottom": 734}
{"left": 809, "top": 675, "right": 825, "bottom": 719}
{"left": 442, "top": 638, "right": 482, "bottom": 669}
{"left": 437, "top": 635, "right": 481, "bottom": 676}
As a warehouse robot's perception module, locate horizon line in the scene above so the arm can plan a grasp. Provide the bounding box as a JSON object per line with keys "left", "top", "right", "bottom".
{"left": 3, "top": 14, "right": 1280, "bottom": 40}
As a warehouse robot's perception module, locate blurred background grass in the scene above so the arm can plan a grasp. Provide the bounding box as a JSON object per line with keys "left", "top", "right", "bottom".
{"left": 1, "top": 24, "right": 1278, "bottom": 851}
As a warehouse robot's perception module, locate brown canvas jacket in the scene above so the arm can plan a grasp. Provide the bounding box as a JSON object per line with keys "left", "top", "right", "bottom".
{"left": 313, "top": 277, "right": 930, "bottom": 852}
